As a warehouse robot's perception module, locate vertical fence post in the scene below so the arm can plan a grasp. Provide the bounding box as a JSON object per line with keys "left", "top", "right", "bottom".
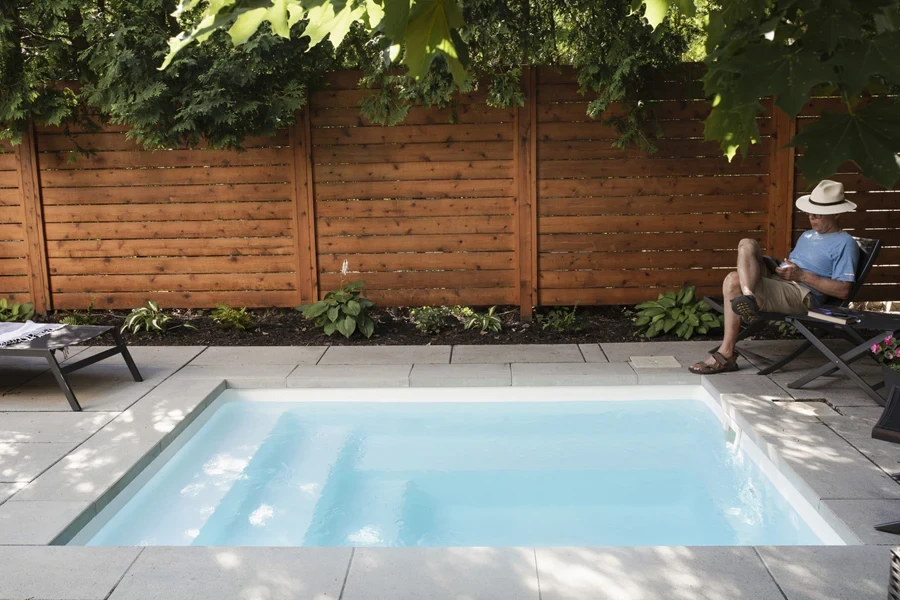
{"left": 14, "top": 120, "right": 51, "bottom": 313}
{"left": 514, "top": 66, "right": 537, "bottom": 320}
{"left": 767, "top": 104, "right": 796, "bottom": 261}
{"left": 290, "top": 107, "right": 319, "bottom": 305}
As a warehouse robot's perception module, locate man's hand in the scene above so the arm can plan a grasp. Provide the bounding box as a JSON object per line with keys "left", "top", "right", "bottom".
{"left": 775, "top": 259, "right": 804, "bottom": 282}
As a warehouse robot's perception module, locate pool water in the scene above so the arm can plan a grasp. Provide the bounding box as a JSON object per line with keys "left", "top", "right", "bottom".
{"left": 76, "top": 388, "right": 841, "bottom": 547}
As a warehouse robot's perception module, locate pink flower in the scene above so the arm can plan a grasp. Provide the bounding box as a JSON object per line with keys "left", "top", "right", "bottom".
{"left": 872, "top": 344, "right": 881, "bottom": 353}
{"left": 887, "top": 335, "right": 894, "bottom": 344}
{"left": 887, "top": 351, "right": 895, "bottom": 361}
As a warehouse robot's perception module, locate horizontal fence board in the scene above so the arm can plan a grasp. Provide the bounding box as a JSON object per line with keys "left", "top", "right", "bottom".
{"left": 539, "top": 213, "right": 765, "bottom": 234}
{"left": 49, "top": 256, "right": 296, "bottom": 276}
{"left": 47, "top": 238, "right": 296, "bottom": 258}
{"left": 45, "top": 219, "right": 292, "bottom": 241}
{"left": 538, "top": 138, "right": 773, "bottom": 160}
{"left": 40, "top": 165, "right": 291, "bottom": 187}
{"left": 51, "top": 273, "right": 296, "bottom": 293}
{"left": 316, "top": 179, "right": 515, "bottom": 200}
{"left": 312, "top": 104, "right": 515, "bottom": 127}
{"left": 0, "top": 171, "right": 18, "bottom": 188}
{"left": 791, "top": 212, "right": 900, "bottom": 230}
{"left": 856, "top": 285, "right": 900, "bottom": 302}
{"left": 0, "top": 241, "right": 27, "bottom": 258}
{"left": 52, "top": 290, "right": 299, "bottom": 309}
{"left": 538, "top": 286, "right": 723, "bottom": 306}
{"left": 311, "top": 123, "right": 513, "bottom": 146}
{"left": 37, "top": 131, "right": 289, "bottom": 153}
{"left": 44, "top": 201, "right": 292, "bottom": 223}
{"left": 317, "top": 215, "right": 513, "bottom": 236}
{"left": 539, "top": 249, "right": 737, "bottom": 271}
{"left": 316, "top": 197, "right": 514, "bottom": 218}
{"left": 319, "top": 251, "right": 515, "bottom": 272}
{"left": 0, "top": 259, "right": 28, "bottom": 275}
{"left": 540, "top": 268, "right": 726, "bottom": 288}
{"left": 42, "top": 184, "right": 292, "bottom": 205}
{"left": 537, "top": 64, "right": 706, "bottom": 84}
{"left": 538, "top": 157, "right": 767, "bottom": 179}
{"left": 0, "top": 154, "right": 17, "bottom": 170}
{"left": 538, "top": 195, "right": 767, "bottom": 217}
{"left": 537, "top": 119, "right": 774, "bottom": 141}
{"left": 314, "top": 141, "right": 513, "bottom": 164}
{"left": 0, "top": 189, "right": 20, "bottom": 206}
{"left": 538, "top": 100, "right": 713, "bottom": 122}
{"left": 0, "top": 224, "right": 25, "bottom": 240}
{"left": 539, "top": 176, "right": 767, "bottom": 198}
{"left": 319, "top": 270, "right": 514, "bottom": 290}
{"left": 536, "top": 81, "right": 707, "bottom": 103}
{"left": 41, "top": 148, "right": 290, "bottom": 170}
{"left": 539, "top": 231, "right": 765, "bottom": 253}
{"left": 319, "top": 233, "right": 516, "bottom": 254}
{"left": 314, "top": 160, "right": 512, "bottom": 183}
{"left": 0, "top": 275, "right": 29, "bottom": 293}
{"left": 311, "top": 89, "right": 489, "bottom": 108}
{"left": 356, "top": 287, "right": 516, "bottom": 307}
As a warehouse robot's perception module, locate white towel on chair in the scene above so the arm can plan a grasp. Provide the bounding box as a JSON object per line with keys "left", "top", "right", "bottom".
{"left": 0, "top": 321, "right": 64, "bottom": 348}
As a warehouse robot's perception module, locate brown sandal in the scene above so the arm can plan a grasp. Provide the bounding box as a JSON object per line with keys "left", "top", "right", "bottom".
{"left": 689, "top": 351, "right": 739, "bottom": 375}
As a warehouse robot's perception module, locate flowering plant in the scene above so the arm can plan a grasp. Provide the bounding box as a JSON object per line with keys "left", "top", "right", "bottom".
{"left": 872, "top": 335, "right": 900, "bottom": 372}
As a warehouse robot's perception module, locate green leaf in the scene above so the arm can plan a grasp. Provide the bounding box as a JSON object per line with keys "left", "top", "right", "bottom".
{"left": 688, "top": 313, "right": 700, "bottom": 327}
{"left": 345, "top": 300, "right": 361, "bottom": 316}
{"left": 657, "top": 297, "right": 676, "bottom": 308}
{"left": 303, "top": 1, "right": 368, "bottom": 49}
{"left": 681, "top": 286, "right": 695, "bottom": 305}
{"left": 302, "top": 302, "right": 329, "bottom": 319}
{"left": 327, "top": 306, "right": 340, "bottom": 322}
{"left": 641, "top": 307, "right": 665, "bottom": 317}
{"left": 323, "top": 321, "right": 337, "bottom": 336}
{"left": 402, "top": 0, "right": 467, "bottom": 85}
{"left": 634, "top": 316, "right": 651, "bottom": 326}
{"left": 663, "top": 318, "right": 677, "bottom": 333}
{"left": 634, "top": 301, "right": 661, "bottom": 310}
{"left": 833, "top": 32, "right": 900, "bottom": 96}
{"left": 791, "top": 102, "right": 900, "bottom": 189}
{"left": 359, "top": 316, "right": 375, "bottom": 338}
{"left": 803, "top": 3, "right": 864, "bottom": 52}
{"left": 343, "top": 314, "right": 357, "bottom": 337}
{"left": 640, "top": 0, "right": 671, "bottom": 28}
{"left": 378, "top": 0, "right": 410, "bottom": 41}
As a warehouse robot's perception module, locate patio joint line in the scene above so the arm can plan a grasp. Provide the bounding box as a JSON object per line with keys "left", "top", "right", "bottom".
{"left": 821, "top": 419, "right": 900, "bottom": 483}
{"left": 576, "top": 345, "right": 586, "bottom": 362}
{"left": 315, "top": 348, "right": 328, "bottom": 365}
{"left": 449, "top": 345, "right": 454, "bottom": 363}
{"left": 187, "top": 346, "right": 212, "bottom": 365}
{"left": 102, "top": 546, "right": 145, "bottom": 600}
{"left": 752, "top": 547, "right": 789, "bottom": 600}
{"left": 532, "top": 548, "right": 542, "bottom": 600}
{"left": 337, "top": 547, "right": 355, "bottom": 600}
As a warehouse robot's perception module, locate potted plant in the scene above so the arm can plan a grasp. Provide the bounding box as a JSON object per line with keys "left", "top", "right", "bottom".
{"left": 872, "top": 335, "right": 900, "bottom": 393}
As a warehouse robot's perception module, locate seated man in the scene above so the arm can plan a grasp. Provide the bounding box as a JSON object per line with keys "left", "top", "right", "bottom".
{"left": 690, "top": 179, "right": 860, "bottom": 374}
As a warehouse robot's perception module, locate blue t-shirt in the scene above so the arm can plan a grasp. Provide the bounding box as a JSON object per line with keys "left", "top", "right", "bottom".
{"left": 788, "top": 230, "right": 859, "bottom": 306}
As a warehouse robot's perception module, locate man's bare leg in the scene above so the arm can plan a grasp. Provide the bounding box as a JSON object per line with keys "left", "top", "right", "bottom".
{"left": 736, "top": 238, "right": 765, "bottom": 296}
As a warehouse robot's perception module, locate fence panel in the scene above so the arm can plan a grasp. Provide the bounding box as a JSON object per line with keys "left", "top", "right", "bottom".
{"left": 535, "top": 66, "right": 773, "bottom": 305}
{"left": 0, "top": 151, "right": 30, "bottom": 303}
{"left": 309, "top": 72, "right": 519, "bottom": 307}
{"left": 37, "top": 123, "right": 300, "bottom": 309}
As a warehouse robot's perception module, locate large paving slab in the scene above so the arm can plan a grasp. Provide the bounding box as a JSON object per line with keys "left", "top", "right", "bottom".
{"left": 600, "top": 341, "right": 720, "bottom": 365}
{"left": 0, "top": 411, "right": 117, "bottom": 443}
{"left": 578, "top": 344, "right": 608, "bottom": 363}
{"left": 0, "top": 441, "right": 76, "bottom": 482}
{"left": 288, "top": 364, "right": 412, "bottom": 387}
{"left": 535, "top": 546, "right": 785, "bottom": 600}
{"left": 0, "top": 346, "right": 92, "bottom": 392}
{"left": 0, "top": 482, "right": 24, "bottom": 504}
{"left": 511, "top": 362, "right": 636, "bottom": 385}
{"left": 452, "top": 344, "right": 583, "bottom": 364}
{"left": 172, "top": 364, "right": 296, "bottom": 387}
{"left": 0, "top": 499, "right": 94, "bottom": 544}
{"left": 757, "top": 545, "right": 889, "bottom": 600}
{"left": 410, "top": 363, "right": 511, "bottom": 386}
{"left": 0, "top": 546, "right": 142, "bottom": 600}
{"left": 320, "top": 345, "right": 451, "bottom": 365}
{"left": 0, "top": 372, "right": 158, "bottom": 412}
{"left": 821, "top": 499, "right": 900, "bottom": 544}
{"left": 108, "top": 547, "right": 352, "bottom": 600}
{"left": 343, "top": 547, "right": 539, "bottom": 600}
{"left": 189, "top": 345, "right": 327, "bottom": 366}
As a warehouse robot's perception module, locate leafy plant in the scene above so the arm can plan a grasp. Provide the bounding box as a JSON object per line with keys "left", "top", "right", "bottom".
{"left": 121, "top": 300, "right": 195, "bottom": 335}
{"left": 297, "top": 281, "right": 376, "bottom": 338}
{"left": 632, "top": 286, "right": 723, "bottom": 340}
{"left": 211, "top": 303, "right": 253, "bottom": 330}
{"left": 462, "top": 306, "right": 502, "bottom": 334}
{"left": 536, "top": 305, "right": 582, "bottom": 333}
{"left": 410, "top": 306, "right": 453, "bottom": 334}
{"left": 872, "top": 334, "right": 900, "bottom": 372}
{"left": 59, "top": 299, "right": 98, "bottom": 326}
{"left": 0, "top": 298, "right": 34, "bottom": 322}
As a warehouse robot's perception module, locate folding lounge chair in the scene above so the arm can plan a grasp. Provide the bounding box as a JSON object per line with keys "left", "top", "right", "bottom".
{"left": 872, "top": 384, "right": 900, "bottom": 534}
{"left": 0, "top": 325, "right": 142, "bottom": 411}
{"left": 704, "top": 236, "right": 882, "bottom": 375}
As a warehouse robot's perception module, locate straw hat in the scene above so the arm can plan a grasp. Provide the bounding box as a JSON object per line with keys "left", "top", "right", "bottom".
{"left": 795, "top": 180, "right": 857, "bottom": 214}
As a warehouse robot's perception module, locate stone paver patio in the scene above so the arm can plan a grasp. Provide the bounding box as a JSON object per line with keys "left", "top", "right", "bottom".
{"left": 0, "top": 339, "right": 896, "bottom": 599}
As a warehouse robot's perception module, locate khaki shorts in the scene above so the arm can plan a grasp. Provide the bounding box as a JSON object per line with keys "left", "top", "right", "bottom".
{"left": 755, "top": 269, "right": 811, "bottom": 314}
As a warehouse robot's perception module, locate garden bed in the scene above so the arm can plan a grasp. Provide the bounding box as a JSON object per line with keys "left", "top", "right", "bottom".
{"left": 42, "top": 305, "right": 800, "bottom": 347}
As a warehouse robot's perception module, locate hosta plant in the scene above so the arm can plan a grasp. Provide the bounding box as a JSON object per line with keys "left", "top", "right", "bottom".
{"left": 633, "top": 286, "right": 724, "bottom": 340}
{"left": 211, "top": 303, "right": 253, "bottom": 330}
{"left": 0, "top": 299, "right": 35, "bottom": 322}
{"left": 410, "top": 306, "right": 452, "bottom": 334}
{"left": 297, "top": 280, "right": 376, "bottom": 338}
{"left": 121, "top": 301, "right": 194, "bottom": 335}
{"left": 462, "top": 306, "right": 502, "bottom": 334}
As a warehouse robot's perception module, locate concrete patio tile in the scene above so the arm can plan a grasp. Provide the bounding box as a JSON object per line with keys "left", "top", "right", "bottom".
{"left": 189, "top": 346, "right": 327, "bottom": 366}
{"left": 0, "top": 411, "right": 117, "bottom": 443}
{"left": 821, "top": 499, "right": 900, "bottom": 544}
{"left": 703, "top": 373, "right": 793, "bottom": 399}
{"left": 630, "top": 355, "right": 681, "bottom": 368}
{"left": 635, "top": 368, "right": 702, "bottom": 385}
{"left": 578, "top": 344, "right": 608, "bottom": 363}
{"left": 343, "top": 547, "right": 538, "bottom": 600}
{"left": 600, "top": 341, "right": 716, "bottom": 364}
{"left": 453, "top": 344, "right": 583, "bottom": 364}
{"left": 288, "top": 364, "right": 412, "bottom": 388}
{"left": 320, "top": 345, "right": 451, "bottom": 365}
{"left": 757, "top": 545, "right": 888, "bottom": 600}
{"left": 0, "top": 482, "right": 24, "bottom": 504}
{"left": 771, "top": 400, "right": 842, "bottom": 420}
{"left": 0, "top": 500, "right": 94, "bottom": 544}
{"left": 410, "top": 363, "right": 511, "bottom": 387}
{"left": 125, "top": 379, "right": 224, "bottom": 438}
{"left": 109, "top": 547, "right": 352, "bottom": 600}
{"left": 0, "top": 442, "right": 75, "bottom": 482}
{"left": 511, "top": 363, "right": 636, "bottom": 386}
{"left": 172, "top": 364, "right": 295, "bottom": 386}
{"left": 0, "top": 373, "right": 157, "bottom": 412}
{"left": 536, "top": 546, "right": 784, "bottom": 600}
{"left": 0, "top": 546, "right": 142, "bottom": 600}
{"left": 66, "top": 345, "right": 205, "bottom": 368}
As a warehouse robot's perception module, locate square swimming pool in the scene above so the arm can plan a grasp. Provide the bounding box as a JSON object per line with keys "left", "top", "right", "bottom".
{"left": 69, "top": 386, "right": 845, "bottom": 547}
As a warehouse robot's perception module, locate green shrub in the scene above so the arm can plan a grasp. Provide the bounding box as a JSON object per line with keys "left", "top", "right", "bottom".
{"left": 410, "top": 306, "right": 452, "bottom": 334}
{"left": 121, "top": 301, "right": 194, "bottom": 335}
{"left": 297, "top": 280, "right": 376, "bottom": 338}
{"left": 211, "top": 303, "right": 253, "bottom": 330}
{"left": 632, "top": 286, "right": 723, "bottom": 340}
{"left": 0, "top": 299, "right": 35, "bottom": 322}
{"left": 462, "top": 306, "right": 502, "bottom": 334}
{"left": 536, "top": 305, "right": 582, "bottom": 333}
{"left": 59, "top": 299, "right": 98, "bottom": 326}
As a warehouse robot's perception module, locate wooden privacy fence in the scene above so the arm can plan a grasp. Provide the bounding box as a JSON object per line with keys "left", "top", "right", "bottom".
{"left": 2, "top": 66, "right": 898, "bottom": 317}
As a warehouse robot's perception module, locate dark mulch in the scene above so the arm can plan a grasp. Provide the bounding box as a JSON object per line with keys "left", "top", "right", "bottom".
{"left": 42, "top": 305, "right": 802, "bottom": 347}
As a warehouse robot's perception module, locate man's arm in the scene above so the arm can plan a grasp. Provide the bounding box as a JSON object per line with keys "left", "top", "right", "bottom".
{"left": 775, "top": 260, "right": 853, "bottom": 299}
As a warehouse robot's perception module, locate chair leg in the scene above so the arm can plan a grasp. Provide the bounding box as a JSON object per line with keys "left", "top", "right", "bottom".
{"left": 45, "top": 351, "right": 81, "bottom": 411}
{"left": 112, "top": 329, "right": 143, "bottom": 382}
{"left": 875, "top": 520, "right": 900, "bottom": 534}
{"left": 756, "top": 340, "right": 812, "bottom": 375}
